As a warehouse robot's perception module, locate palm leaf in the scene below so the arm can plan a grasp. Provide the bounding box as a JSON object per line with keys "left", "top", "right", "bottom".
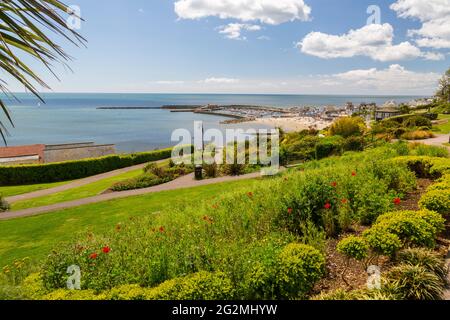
{"left": 0, "top": 0, "right": 86, "bottom": 145}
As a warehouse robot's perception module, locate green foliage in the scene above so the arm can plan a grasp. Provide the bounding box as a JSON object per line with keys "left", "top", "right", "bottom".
{"left": 367, "top": 210, "right": 445, "bottom": 248}
{"left": 275, "top": 244, "right": 325, "bottom": 299}
{"left": 342, "top": 136, "right": 366, "bottom": 152}
{"left": 313, "top": 289, "right": 398, "bottom": 300}
{"left": 0, "top": 195, "right": 9, "bottom": 212}
{"left": 0, "top": 148, "right": 173, "bottom": 186}
{"left": 329, "top": 117, "right": 366, "bottom": 138}
{"left": 419, "top": 189, "right": 450, "bottom": 215}
{"left": 391, "top": 156, "right": 450, "bottom": 179}
{"left": 315, "top": 136, "right": 344, "bottom": 160}
{"left": 363, "top": 228, "right": 402, "bottom": 257}
{"left": 203, "top": 163, "right": 219, "bottom": 178}
{"left": 386, "top": 264, "right": 445, "bottom": 300}
{"left": 145, "top": 271, "right": 235, "bottom": 300}
{"left": 111, "top": 163, "right": 193, "bottom": 191}
{"left": 400, "top": 130, "right": 434, "bottom": 141}
{"left": 337, "top": 236, "right": 369, "bottom": 261}
{"left": 397, "top": 248, "right": 448, "bottom": 283}
{"left": 403, "top": 116, "right": 432, "bottom": 128}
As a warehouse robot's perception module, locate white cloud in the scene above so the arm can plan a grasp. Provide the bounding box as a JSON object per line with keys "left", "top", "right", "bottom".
{"left": 218, "top": 23, "right": 261, "bottom": 40}
{"left": 202, "top": 77, "right": 240, "bottom": 84}
{"left": 257, "top": 35, "right": 271, "bottom": 41}
{"left": 330, "top": 64, "right": 440, "bottom": 93}
{"left": 391, "top": 0, "right": 450, "bottom": 49}
{"left": 298, "top": 23, "right": 443, "bottom": 61}
{"left": 174, "top": 0, "right": 311, "bottom": 25}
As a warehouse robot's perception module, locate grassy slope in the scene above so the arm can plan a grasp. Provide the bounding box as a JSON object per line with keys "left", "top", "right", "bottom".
{"left": 0, "top": 181, "right": 73, "bottom": 198}
{"left": 0, "top": 178, "right": 260, "bottom": 267}
{"left": 10, "top": 168, "right": 145, "bottom": 211}
{"left": 433, "top": 114, "right": 450, "bottom": 134}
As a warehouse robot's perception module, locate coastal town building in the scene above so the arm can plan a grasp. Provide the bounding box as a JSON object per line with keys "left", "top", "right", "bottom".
{"left": 374, "top": 108, "right": 402, "bottom": 121}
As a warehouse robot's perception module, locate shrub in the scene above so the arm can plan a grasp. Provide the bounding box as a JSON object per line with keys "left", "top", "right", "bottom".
{"left": 314, "top": 289, "right": 398, "bottom": 301}
{"left": 385, "top": 264, "right": 445, "bottom": 300}
{"left": 419, "top": 189, "right": 450, "bottom": 215}
{"left": 111, "top": 173, "right": 171, "bottom": 191}
{"left": 44, "top": 289, "right": 102, "bottom": 300}
{"left": 0, "top": 195, "right": 9, "bottom": 212}
{"left": 0, "top": 148, "right": 173, "bottom": 186}
{"left": 400, "top": 130, "right": 434, "bottom": 140}
{"left": 222, "top": 162, "right": 246, "bottom": 176}
{"left": 397, "top": 248, "right": 448, "bottom": 283}
{"left": 144, "top": 271, "right": 235, "bottom": 300}
{"left": 329, "top": 117, "right": 366, "bottom": 138}
{"left": 363, "top": 229, "right": 402, "bottom": 257}
{"left": 369, "top": 210, "right": 445, "bottom": 248}
{"left": 275, "top": 244, "right": 325, "bottom": 299}
{"left": 403, "top": 116, "right": 432, "bottom": 128}
{"left": 343, "top": 136, "right": 366, "bottom": 152}
{"left": 391, "top": 156, "right": 450, "bottom": 179}
{"left": 337, "top": 236, "right": 369, "bottom": 261}
{"left": 203, "top": 163, "right": 219, "bottom": 178}
{"left": 315, "top": 136, "right": 344, "bottom": 160}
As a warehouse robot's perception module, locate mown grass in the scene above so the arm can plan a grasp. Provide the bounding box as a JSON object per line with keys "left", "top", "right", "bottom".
{"left": 0, "top": 181, "right": 73, "bottom": 198}
{"left": 432, "top": 114, "right": 450, "bottom": 134}
{"left": 10, "top": 168, "right": 145, "bottom": 211}
{"left": 0, "top": 178, "right": 261, "bottom": 267}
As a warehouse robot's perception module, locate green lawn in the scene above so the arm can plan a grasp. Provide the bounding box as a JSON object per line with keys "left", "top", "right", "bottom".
{"left": 10, "top": 167, "right": 146, "bottom": 211}
{"left": 0, "top": 178, "right": 261, "bottom": 267}
{"left": 0, "top": 181, "right": 73, "bottom": 198}
{"left": 433, "top": 114, "right": 450, "bottom": 134}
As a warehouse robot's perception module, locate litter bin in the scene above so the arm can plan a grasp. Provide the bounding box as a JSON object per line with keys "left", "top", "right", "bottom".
{"left": 195, "top": 165, "right": 203, "bottom": 180}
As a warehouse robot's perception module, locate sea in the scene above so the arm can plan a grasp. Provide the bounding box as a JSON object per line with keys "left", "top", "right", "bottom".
{"left": 1, "top": 93, "right": 425, "bottom": 152}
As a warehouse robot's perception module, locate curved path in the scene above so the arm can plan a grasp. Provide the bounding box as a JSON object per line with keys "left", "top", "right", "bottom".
{"left": 4, "top": 160, "right": 167, "bottom": 204}
{"left": 0, "top": 171, "right": 262, "bottom": 221}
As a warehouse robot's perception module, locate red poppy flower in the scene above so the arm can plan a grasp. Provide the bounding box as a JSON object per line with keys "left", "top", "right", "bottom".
{"left": 89, "top": 253, "right": 98, "bottom": 260}
{"left": 341, "top": 198, "right": 348, "bottom": 204}
{"left": 393, "top": 197, "right": 401, "bottom": 205}
{"left": 351, "top": 171, "right": 357, "bottom": 177}
{"left": 287, "top": 208, "right": 293, "bottom": 215}
{"left": 331, "top": 181, "right": 337, "bottom": 188}
{"left": 159, "top": 226, "right": 165, "bottom": 233}
{"left": 324, "top": 203, "right": 332, "bottom": 210}
{"left": 247, "top": 192, "right": 253, "bottom": 198}
{"left": 102, "top": 246, "right": 110, "bottom": 254}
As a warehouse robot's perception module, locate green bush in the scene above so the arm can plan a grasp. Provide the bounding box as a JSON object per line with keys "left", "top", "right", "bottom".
{"left": 403, "top": 116, "right": 432, "bottom": 128}
{"left": 419, "top": 189, "right": 450, "bottom": 215}
{"left": 145, "top": 271, "right": 235, "bottom": 300}
{"left": 0, "top": 148, "right": 173, "bottom": 186}
{"left": 397, "top": 248, "right": 448, "bottom": 283}
{"left": 368, "top": 210, "right": 445, "bottom": 248}
{"left": 203, "top": 163, "right": 219, "bottom": 178}
{"left": 275, "top": 244, "right": 325, "bottom": 299}
{"left": 343, "top": 136, "right": 366, "bottom": 152}
{"left": 111, "top": 173, "right": 171, "bottom": 191}
{"left": 391, "top": 156, "right": 450, "bottom": 179}
{"left": 385, "top": 264, "right": 445, "bottom": 300}
{"left": 0, "top": 195, "right": 9, "bottom": 212}
{"left": 315, "top": 136, "right": 344, "bottom": 160}
{"left": 363, "top": 228, "right": 402, "bottom": 257}
{"left": 337, "top": 236, "right": 369, "bottom": 261}
{"left": 313, "top": 289, "right": 398, "bottom": 300}
{"left": 329, "top": 117, "right": 366, "bottom": 138}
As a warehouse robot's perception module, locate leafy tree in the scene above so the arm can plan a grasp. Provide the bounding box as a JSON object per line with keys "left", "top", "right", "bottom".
{"left": 436, "top": 67, "right": 450, "bottom": 103}
{"left": 0, "top": 0, "right": 85, "bottom": 143}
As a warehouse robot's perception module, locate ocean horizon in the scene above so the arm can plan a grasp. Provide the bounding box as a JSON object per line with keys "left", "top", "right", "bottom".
{"left": 2, "top": 93, "right": 426, "bottom": 152}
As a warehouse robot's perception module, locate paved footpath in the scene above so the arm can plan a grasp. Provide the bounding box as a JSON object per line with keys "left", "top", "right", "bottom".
{"left": 417, "top": 134, "right": 450, "bottom": 149}
{"left": 0, "top": 172, "right": 262, "bottom": 221}
{"left": 5, "top": 160, "right": 168, "bottom": 204}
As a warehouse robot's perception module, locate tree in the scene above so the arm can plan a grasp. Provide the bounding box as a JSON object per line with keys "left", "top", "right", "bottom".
{"left": 436, "top": 67, "right": 450, "bottom": 103}
{"left": 0, "top": 0, "right": 85, "bottom": 144}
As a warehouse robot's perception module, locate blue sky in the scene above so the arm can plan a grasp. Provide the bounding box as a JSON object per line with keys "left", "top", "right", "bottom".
{"left": 9, "top": 0, "right": 450, "bottom": 95}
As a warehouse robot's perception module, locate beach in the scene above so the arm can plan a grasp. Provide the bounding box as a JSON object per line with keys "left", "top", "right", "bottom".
{"left": 248, "top": 116, "right": 332, "bottom": 132}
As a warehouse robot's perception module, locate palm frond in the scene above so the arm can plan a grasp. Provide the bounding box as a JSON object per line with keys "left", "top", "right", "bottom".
{"left": 0, "top": 0, "right": 86, "bottom": 145}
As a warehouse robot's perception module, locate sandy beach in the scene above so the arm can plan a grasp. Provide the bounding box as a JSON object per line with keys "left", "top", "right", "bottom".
{"left": 248, "top": 117, "right": 332, "bottom": 132}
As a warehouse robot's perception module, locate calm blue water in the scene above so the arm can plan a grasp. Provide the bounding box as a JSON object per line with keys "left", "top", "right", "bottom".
{"left": 1, "top": 93, "right": 424, "bottom": 152}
